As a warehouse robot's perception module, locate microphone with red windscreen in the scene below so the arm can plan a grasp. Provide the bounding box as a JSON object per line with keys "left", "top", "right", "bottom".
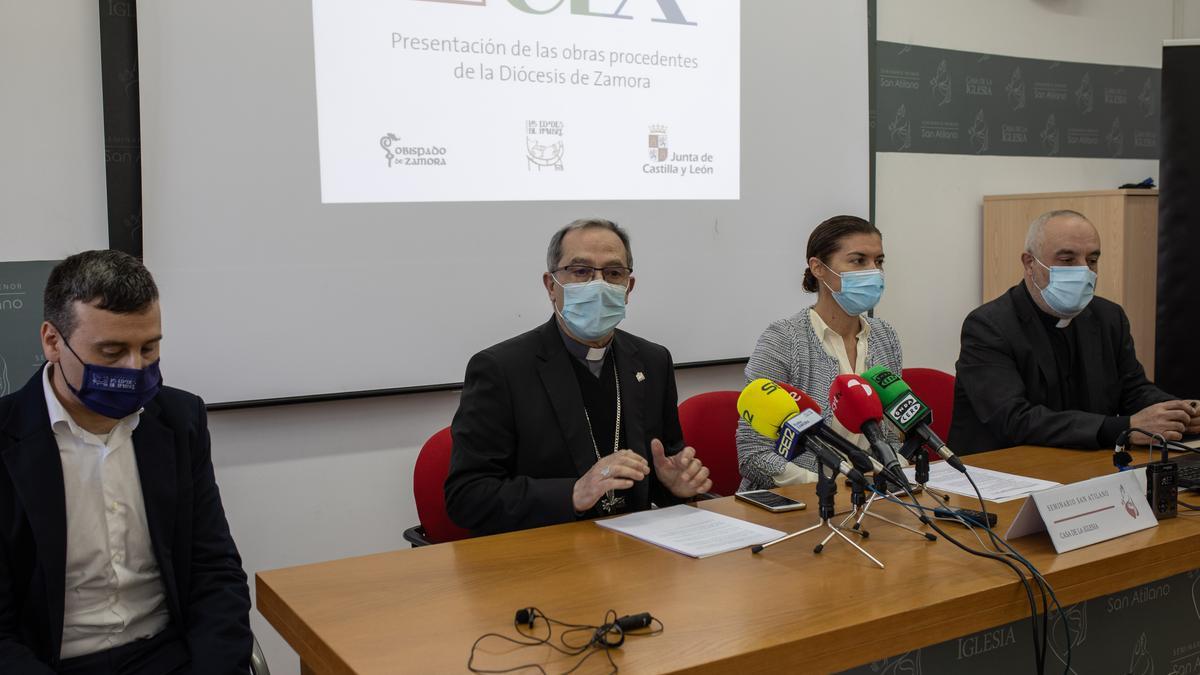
{"left": 773, "top": 381, "right": 883, "bottom": 478}
{"left": 773, "top": 380, "right": 816, "bottom": 411}
{"left": 829, "top": 374, "right": 911, "bottom": 490}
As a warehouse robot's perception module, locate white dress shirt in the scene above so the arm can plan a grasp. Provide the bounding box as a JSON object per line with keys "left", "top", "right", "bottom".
{"left": 43, "top": 365, "right": 170, "bottom": 659}
{"left": 808, "top": 308, "right": 871, "bottom": 450}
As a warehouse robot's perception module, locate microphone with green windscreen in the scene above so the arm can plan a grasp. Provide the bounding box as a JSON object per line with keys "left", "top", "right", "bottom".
{"left": 861, "top": 365, "right": 966, "bottom": 473}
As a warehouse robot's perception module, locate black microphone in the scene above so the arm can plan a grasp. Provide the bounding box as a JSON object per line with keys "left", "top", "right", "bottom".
{"left": 514, "top": 608, "right": 537, "bottom": 627}
{"left": 1113, "top": 428, "right": 1134, "bottom": 470}
{"left": 614, "top": 613, "right": 653, "bottom": 631}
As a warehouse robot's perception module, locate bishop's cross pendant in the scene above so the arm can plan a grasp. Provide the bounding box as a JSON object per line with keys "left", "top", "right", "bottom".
{"left": 600, "top": 492, "right": 626, "bottom": 513}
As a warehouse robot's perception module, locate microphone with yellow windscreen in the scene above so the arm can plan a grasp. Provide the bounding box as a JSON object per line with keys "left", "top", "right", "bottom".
{"left": 736, "top": 378, "right": 803, "bottom": 440}
{"left": 738, "top": 378, "right": 869, "bottom": 487}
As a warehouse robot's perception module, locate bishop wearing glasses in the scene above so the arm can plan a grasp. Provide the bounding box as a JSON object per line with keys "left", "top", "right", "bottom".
{"left": 444, "top": 218, "right": 713, "bottom": 535}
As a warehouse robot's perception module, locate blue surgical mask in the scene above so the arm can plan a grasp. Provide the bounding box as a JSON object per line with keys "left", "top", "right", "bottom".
{"left": 553, "top": 277, "right": 627, "bottom": 341}
{"left": 822, "top": 264, "right": 885, "bottom": 316}
{"left": 57, "top": 333, "right": 162, "bottom": 419}
{"left": 1033, "top": 257, "right": 1096, "bottom": 317}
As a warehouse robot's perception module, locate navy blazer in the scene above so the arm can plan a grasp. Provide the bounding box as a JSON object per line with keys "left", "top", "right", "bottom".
{"left": 0, "top": 367, "right": 251, "bottom": 673}
{"left": 949, "top": 283, "right": 1174, "bottom": 454}
{"left": 444, "top": 317, "right": 685, "bottom": 535}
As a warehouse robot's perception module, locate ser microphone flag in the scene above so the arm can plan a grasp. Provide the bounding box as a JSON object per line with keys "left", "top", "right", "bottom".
{"left": 773, "top": 380, "right": 886, "bottom": 477}
{"left": 736, "top": 379, "right": 867, "bottom": 487}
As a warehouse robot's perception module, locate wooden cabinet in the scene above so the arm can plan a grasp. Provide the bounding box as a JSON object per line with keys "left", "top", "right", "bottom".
{"left": 982, "top": 189, "right": 1159, "bottom": 374}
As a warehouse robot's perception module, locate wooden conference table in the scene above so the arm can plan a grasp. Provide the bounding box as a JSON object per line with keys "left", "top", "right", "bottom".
{"left": 256, "top": 446, "right": 1200, "bottom": 674}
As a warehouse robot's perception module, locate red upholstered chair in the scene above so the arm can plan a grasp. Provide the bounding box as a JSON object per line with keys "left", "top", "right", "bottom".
{"left": 403, "top": 427, "right": 472, "bottom": 546}
{"left": 901, "top": 367, "right": 956, "bottom": 446}
{"left": 677, "top": 391, "right": 743, "bottom": 497}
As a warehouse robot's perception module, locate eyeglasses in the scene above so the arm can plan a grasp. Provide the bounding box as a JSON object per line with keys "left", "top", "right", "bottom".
{"left": 553, "top": 265, "right": 633, "bottom": 285}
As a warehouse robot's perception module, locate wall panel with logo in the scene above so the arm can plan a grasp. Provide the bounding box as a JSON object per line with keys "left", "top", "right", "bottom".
{"left": 875, "top": 43, "right": 1160, "bottom": 159}
{"left": 871, "top": 0, "right": 1170, "bottom": 375}
{"left": 0, "top": 262, "right": 56, "bottom": 396}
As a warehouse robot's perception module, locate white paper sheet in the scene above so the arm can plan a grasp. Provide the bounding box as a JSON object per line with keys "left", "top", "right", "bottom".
{"left": 902, "top": 461, "right": 1061, "bottom": 503}
{"left": 595, "top": 505, "right": 785, "bottom": 558}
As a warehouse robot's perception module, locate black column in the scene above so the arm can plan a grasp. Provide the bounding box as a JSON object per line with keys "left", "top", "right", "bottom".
{"left": 1155, "top": 43, "right": 1200, "bottom": 398}
{"left": 98, "top": 0, "right": 142, "bottom": 257}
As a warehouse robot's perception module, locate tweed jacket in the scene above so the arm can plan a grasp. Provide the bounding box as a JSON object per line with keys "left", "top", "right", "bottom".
{"left": 736, "top": 308, "right": 904, "bottom": 489}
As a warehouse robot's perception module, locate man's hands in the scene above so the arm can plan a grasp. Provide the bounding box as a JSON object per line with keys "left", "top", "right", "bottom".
{"left": 573, "top": 450, "right": 648, "bottom": 512}
{"left": 651, "top": 439, "right": 712, "bottom": 498}
{"left": 1129, "top": 400, "right": 1198, "bottom": 442}
{"left": 571, "top": 440, "right": 715, "bottom": 512}
{"left": 1187, "top": 400, "right": 1200, "bottom": 435}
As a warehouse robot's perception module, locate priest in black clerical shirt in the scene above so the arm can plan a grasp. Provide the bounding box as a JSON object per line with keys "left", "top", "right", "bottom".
{"left": 949, "top": 209, "right": 1200, "bottom": 455}
{"left": 444, "top": 218, "right": 713, "bottom": 535}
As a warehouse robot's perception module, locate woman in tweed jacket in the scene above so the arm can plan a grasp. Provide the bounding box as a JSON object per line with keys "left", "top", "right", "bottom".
{"left": 736, "top": 216, "right": 903, "bottom": 490}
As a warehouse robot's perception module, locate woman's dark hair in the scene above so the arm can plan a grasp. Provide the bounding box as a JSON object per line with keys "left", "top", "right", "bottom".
{"left": 802, "top": 215, "right": 882, "bottom": 293}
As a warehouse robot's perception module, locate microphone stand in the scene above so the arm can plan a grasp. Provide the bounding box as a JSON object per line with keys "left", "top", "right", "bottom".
{"left": 752, "top": 462, "right": 884, "bottom": 569}
{"left": 845, "top": 468, "right": 937, "bottom": 542}
{"left": 841, "top": 474, "right": 871, "bottom": 538}
{"left": 900, "top": 436, "right": 952, "bottom": 504}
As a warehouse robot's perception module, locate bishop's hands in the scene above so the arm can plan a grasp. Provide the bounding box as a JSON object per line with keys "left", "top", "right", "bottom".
{"left": 572, "top": 441, "right": 715, "bottom": 513}
{"left": 573, "top": 449, "right": 648, "bottom": 513}
{"left": 651, "top": 438, "right": 713, "bottom": 498}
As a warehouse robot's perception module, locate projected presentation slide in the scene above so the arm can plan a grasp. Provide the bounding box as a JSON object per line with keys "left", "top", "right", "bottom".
{"left": 311, "top": 0, "right": 740, "bottom": 203}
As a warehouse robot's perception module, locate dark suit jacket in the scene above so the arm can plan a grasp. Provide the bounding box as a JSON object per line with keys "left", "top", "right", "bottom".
{"left": 949, "top": 283, "right": 1173, "bottom": 454}
{"left": 0, "top": 367, "right": 251, "bottom": 673}
{"left": 444, "top": 317, "right": 685, "bottom": 535}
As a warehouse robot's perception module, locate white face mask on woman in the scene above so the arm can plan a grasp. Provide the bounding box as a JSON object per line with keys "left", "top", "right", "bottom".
{"left": 822, "top": 263, "right": 885, "bottom": 316}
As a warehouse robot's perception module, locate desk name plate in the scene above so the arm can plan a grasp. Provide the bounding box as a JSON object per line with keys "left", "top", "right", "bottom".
{"left": 1005, "top": 470, "right": 1157, "bottom": 553}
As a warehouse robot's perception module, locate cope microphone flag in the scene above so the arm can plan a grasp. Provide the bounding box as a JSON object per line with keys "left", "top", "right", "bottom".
{"left": 860, "top": 366, "right": 966, "bottom": 473}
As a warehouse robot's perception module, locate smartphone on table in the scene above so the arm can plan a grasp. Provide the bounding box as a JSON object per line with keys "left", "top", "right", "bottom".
{"left": 735, "top": 490, "right": 807, "bottom": 512}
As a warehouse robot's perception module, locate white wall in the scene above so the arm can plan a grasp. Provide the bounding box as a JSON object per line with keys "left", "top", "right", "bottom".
{"left": 8, "top": 2, "right": 1199, "bottom": 674}
{"left": 213, "top": 362, "right": 746, "bottom": 674}
{"left": 874, "top": 0, "right": 1174, "bottom": 373}
{"left": 1177, "top": 0, "right": 1200, "bottom": 38}
{"left": 875, "top": 154, "right": 1158, "bottom": 372}
{"left": 879, "top": 0, "right": 1172, "bottom": 64}
{"left": 0, "top": 0, "right": 108, "bottom": 259}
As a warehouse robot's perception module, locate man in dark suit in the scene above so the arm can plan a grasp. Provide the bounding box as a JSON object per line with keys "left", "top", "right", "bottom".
{"left": 950, "top": 210, "right": 1200, "bottom": 454}
{"left": 445, "top": 219, "right": 713, "bottom": 535}
{"left": 0, "top": 251, "right": 251, "bottom": 674}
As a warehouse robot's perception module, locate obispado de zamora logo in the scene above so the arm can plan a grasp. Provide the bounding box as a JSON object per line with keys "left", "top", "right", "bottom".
{"left": 379, "top": 133, "right": 448, "bottom": 168}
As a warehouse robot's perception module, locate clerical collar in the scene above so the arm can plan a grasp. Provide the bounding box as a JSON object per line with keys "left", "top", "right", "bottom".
{"left": 1023, "top": 283, "right": 1074, "bottom": 329}
{"left": 557, "top": 321, "right": 611, "bottom": 359}
{"left": 556, "top": 320, "right": 611, "bottom": 377}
